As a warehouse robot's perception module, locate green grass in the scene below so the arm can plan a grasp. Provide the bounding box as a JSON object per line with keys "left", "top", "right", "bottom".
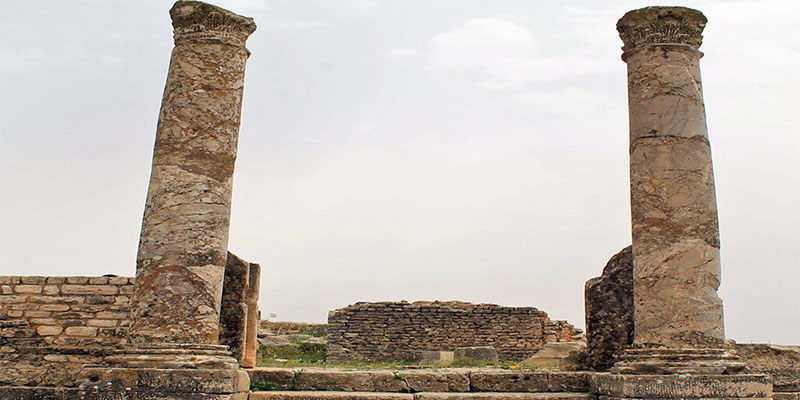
{"left": 259, "top": 342, "right": 326, "bottom": 363}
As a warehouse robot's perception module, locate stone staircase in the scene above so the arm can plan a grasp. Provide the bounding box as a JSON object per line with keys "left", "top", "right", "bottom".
{"left": 246, "top": 368, "right": 596, "bottom": 400}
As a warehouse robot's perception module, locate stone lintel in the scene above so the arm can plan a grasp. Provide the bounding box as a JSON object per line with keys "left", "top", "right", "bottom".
{"left": 617, "top": 6, "right": 706, "bottom": 58}
{"left": 591, "top": 373, "right": 772, "bottom": 399}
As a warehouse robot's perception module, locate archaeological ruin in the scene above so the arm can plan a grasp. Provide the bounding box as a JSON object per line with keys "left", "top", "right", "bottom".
{"left": 327, "top": 301, "right": 582, "bottom": 362}
{"left": 0, "top": 2, "right": 798, "bottom": 400}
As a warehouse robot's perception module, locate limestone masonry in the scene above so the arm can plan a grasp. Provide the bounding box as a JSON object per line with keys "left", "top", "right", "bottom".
{"left": 327, "top": 301, "right": 581, "bottom": 362}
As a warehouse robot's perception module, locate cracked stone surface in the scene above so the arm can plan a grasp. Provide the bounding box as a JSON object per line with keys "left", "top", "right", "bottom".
{"left": 128, "top": 0, "right": 256, "bottom": 346}
{"left": 618, "top": 6, "right": 725, "bottom": 348}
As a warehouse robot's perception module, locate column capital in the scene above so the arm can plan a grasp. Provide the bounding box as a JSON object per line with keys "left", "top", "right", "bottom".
{"left": 170, "top": 1, "right": 256, "bottom": 45}
{"left": 617, "top": 6, "right": 706, "bottom": 56}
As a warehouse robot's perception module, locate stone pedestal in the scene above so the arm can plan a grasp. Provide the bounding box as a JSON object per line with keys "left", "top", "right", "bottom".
{"left": 80, "top": 1, "right": 256, "bottom": 398}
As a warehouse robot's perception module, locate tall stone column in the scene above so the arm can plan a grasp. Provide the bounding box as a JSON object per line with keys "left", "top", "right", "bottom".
{"left": 128, "top": 0, "right": 256, "bottom": 347}
{"left": 619, "top": 6, "right": 723, "bottom": 348}
{"left": 80, "top": 2, "right": 256, "bottom": 398}
{"left": 613, "top": 6, "right": 744, "bottom": 375}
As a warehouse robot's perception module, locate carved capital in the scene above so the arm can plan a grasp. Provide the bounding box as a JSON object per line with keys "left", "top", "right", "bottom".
{"left": 170, "top": 1, "right": 256, "bottom": 45}
{"left": 617, "top": 6, "right": 706, "bottom": 55}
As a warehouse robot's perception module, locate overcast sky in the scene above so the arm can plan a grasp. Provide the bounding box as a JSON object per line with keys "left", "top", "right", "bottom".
{"left": 1, "top": 0, "right": 798, "bottom": 345}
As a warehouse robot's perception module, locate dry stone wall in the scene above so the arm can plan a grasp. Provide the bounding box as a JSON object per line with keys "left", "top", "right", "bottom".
{"left": 0, "top": 275, "right": 134, "bottom": 386}
{"left": 1, "top": 267, "right": 259, "bottom": 386}
{"left": 0, "top": 275, "right": 134, "bottom": 347}
{"left": 327, "top": 301, "right": 578, "bottom": 362}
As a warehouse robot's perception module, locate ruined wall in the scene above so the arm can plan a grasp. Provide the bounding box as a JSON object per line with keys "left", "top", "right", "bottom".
{"left": 0, "top": 276, "right": 134, "bottom": 347}
{"left": 1, "top": 267, "right": 259, "bottom": 386}
{"left": 0, "top": 276, "right": 134, "bottom": 386}
{"left": 327, "top": 301, "right": 576, "bottom": 362}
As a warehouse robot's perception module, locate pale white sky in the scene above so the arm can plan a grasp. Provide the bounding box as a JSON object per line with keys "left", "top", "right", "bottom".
{"left": 1, "top": 0, "right": 798, "bottom": 345}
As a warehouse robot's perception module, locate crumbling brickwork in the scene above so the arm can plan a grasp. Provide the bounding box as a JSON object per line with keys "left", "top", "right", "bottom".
{"left": 327, "top": 301, "right": 578, "bottom": 362}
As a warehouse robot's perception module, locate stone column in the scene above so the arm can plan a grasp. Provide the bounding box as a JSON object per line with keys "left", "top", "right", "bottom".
{"left": 613, "top": 6, "right": 746, "bottom": 375}
{"left": 618, "top": 6, "right": 724, "bottom": 348}
{"left": 127, "top": 0, "right": 256, "bottom": 347}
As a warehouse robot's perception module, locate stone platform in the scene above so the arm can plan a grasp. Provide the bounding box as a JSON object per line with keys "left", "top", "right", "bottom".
{"left": 250, "top": 393, "right": 594, "bottom": 400}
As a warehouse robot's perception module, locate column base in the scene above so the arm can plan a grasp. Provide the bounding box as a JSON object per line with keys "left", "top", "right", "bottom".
{"left": 75, "top": 343, "right": 249, "bottom": 399}
{"left": 611, "top": 348, "right": 747, "bottom": 375}
{"left": 591, "top": 373, "right": 772, "bottom": 400}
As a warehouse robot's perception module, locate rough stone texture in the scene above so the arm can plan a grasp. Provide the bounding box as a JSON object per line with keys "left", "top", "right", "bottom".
{"left": 0, "top": 276, "right": 133, "bottom": 386}
{"left": 415, "top": 395, "right": 592, "bottom": 400}
{"left": 735, "top": 344, "right": 800, "bottom": 391}
{"left": 618, "top": 6, "right": 725, "bottom": 348}
{"left": 127, "top": 0, "right": 257, "bottom": 347}
{"left": 246, "top": 369, "right": 594, "bottom": 394}
{"left": 584, "top": 246, "right": 633, "bottom": 371}
{"left": 591, "top": 373, "right": 772, "bottom": 399}
{"left": 219, "top": 252, "right": 250, "bottom": 363}
{"left": 242, "top": 262, "right": 261, "bottom": 367}
{"left": 0, "top": 272, "right": 259, "bottom": 386}
{"left": 250, "top": 394, "right": 413, "bottom": 400}
{"left": 327, "top": 301, "right": 579, "bottom": 362}
{"left": 455, "top": 346, "right": 499, "bottom": 363}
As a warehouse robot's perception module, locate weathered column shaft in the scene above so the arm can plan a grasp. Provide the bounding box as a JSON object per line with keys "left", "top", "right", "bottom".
{"left": 618, "top": 7, "right": 724, "bottom": 347}
{"left": 242, "top": 262, "right": 261, "bottom": 368}
{"left": 128, "top": 1, "right": 256, "bottom": 346}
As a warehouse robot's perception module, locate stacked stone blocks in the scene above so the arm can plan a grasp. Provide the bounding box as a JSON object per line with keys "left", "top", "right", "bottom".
{"left": 0, "top": 275, "right": 134, "bottom": 347}
{"left": 327, "top": 301, "right": 579, "bottom": 362}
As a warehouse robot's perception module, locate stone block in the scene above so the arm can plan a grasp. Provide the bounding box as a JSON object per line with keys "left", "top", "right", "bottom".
{"left": 36, "top": 326, "right": 63, "bottom": 336}
{"left": 774, "top": 393, "right": 800, "bottom": 400}
{"left": 107, "top": 276, "right": 129, "bottom": 285}
{"left": 455, "top": 346, "right": 499, "bottom": 363}
{"left": 295, "top": 370, "right": 376, "bottom": 391}
{"left": 80, "top": 367, "right": 250, "bottom": 396}
{"left": 65, "top": 326, "right": 98, "bottom": 337}
{"left": 20, "top": 276, "right": 46, "bottom": 285}
{"left": 547, "top": 372, "right": 591, "bottom": 392}
{"left": 398, "top": 371, "right": 470, "bottom": 392}
{"left": 0, "top": 295, "right": 27, "bottom": 304}
{"left": 249, "top": 393, "right": 413, "bottom": 400}
{"left": 469, "top": 371, "right": 549, "bottom": 393}
{"left": 89, "top": 277, "right": 109, "bottom": 285}
{"left": 590, "top": 373, "right": 772, "bottom": 398}
{"left": 584, "top": 246, "right": 632, "bottom": 371}
{"left": 370, "top": 371, "right": 411, "bottom": 392}
{"left": 14, "top": 285, "right": 42, "bottom": 294}
{"left": 247, "top": 368, "right": 296, "bottom": 390}
{"left": 42, "top": 285, "right": 60, "bottom": 295}
{"left": 415, "top": 394, "right": 593, "bottom": 400}
{"left": 220, "top": 252, "right": 250, "bottom": 364}
{"left": 66, "top": 277, "right": 89, "bottom": 284}
{"left": 412, "top": 351, "right": 455, "bottom": 363}
{"left": 61, "top": 285, "right": 118, "bottom": 295}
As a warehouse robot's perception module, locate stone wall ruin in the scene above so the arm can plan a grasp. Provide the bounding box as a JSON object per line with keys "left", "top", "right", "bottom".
{"left": 0, "top": 251, "right": 260, "bottom": 387}
{"left": 327, "top": 301, "right": 581, "bottom": 362}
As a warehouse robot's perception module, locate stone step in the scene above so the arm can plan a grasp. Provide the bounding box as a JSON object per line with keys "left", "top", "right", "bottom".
{"left": 249, "top": 392, "right": 594, "bottom": 400}
{"left": 247, "top": 368, "right": 591, "bottom": 393}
